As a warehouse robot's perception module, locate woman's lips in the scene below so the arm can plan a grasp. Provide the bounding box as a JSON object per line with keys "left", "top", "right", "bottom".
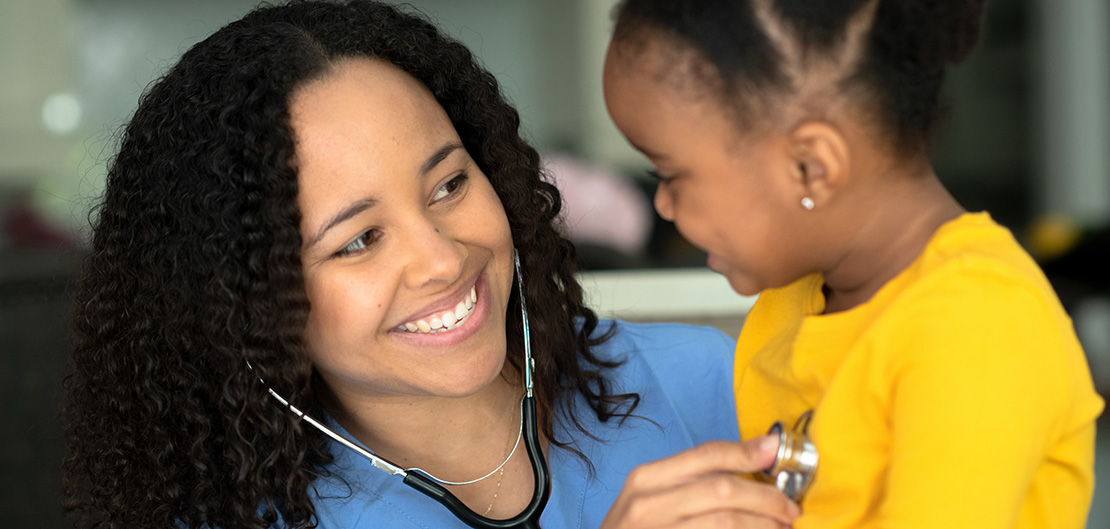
{"left": 389, "top": 271, "right": 493, "bottom": 347}
{"left": 397, "top": 285, "right": 477, "bottom": 334}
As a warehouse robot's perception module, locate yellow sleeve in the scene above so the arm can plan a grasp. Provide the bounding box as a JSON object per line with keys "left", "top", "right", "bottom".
{"left": 875, "top": 273, "right": 1093, "bottom": 528}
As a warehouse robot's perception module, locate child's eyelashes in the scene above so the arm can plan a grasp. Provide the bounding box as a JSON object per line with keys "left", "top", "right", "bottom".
{"left": 646, "top": 168, "right": 675, "bottom": 183}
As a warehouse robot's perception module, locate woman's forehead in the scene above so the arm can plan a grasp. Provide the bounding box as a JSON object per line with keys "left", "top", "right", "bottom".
{"left": 289, "top": 58, "right": 465, "bottom": 223}
{"left": 290, "top": 59, "right": 458, "bottom": 170}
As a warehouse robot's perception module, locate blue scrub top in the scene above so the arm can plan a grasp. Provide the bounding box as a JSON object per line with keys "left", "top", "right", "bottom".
{"left": 309, "top": 320, "right": 739, "bottom": 529}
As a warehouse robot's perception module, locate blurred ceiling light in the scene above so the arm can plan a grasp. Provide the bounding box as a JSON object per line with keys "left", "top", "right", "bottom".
{"left": 41, "top": 92, "right": 83, "bottom": 135}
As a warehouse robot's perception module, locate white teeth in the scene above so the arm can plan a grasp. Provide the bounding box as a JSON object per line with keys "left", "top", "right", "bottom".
{"left": 399, "top": 285, "right": 479, "bottom": 334}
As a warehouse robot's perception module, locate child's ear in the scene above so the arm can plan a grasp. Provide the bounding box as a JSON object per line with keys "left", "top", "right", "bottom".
{"left": 788, "top": 120, "right": 849, "bottom": 208}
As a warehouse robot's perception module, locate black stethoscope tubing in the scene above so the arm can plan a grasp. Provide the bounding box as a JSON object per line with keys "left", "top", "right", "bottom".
{"left": 402, "top": 395, "right": 549, "bottom": 529}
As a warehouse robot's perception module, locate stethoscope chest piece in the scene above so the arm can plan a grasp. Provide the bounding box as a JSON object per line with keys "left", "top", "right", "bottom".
{"left": 762, "top": 412, "right": 818, "bottom": 502}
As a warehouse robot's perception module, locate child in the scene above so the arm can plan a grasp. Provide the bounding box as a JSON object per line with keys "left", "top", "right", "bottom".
{"left": 603, "top": 0, "right": 1104, "bottom": 527}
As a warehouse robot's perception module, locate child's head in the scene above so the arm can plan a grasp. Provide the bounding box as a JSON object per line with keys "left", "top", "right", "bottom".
{"left": 603, "top": 0, "right": 985, "bottom": 295}
{"left": 607, "top": 0, "right": 986, "bottom": 155}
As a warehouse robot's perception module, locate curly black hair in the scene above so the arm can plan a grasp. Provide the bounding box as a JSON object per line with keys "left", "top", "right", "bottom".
{"left": 61, "top": 1, "right": 634, "bottom": 527}
{"left": 611, "top": 0, "right": 987, "bottom": 156}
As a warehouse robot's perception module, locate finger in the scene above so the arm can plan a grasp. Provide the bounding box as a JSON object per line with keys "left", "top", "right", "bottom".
{"left": 622, "top": 472, "right": 800, "bottom": 527}
{"left": 624, "top": 436, "right": 781, "bottom": 491}
{"left": 677, "top": 472, "right": 800, "bottom": 525}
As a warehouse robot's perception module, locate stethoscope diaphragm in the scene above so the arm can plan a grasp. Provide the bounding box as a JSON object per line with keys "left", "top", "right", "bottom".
{"left": 762, "top": 411, "right": 818, "bottom": 502}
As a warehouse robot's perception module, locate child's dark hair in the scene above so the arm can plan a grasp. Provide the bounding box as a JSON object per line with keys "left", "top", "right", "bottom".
{"left": 612, "top": 0, "right": 986, "bottom": 155}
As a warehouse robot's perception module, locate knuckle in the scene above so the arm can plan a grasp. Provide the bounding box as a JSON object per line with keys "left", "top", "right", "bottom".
{"left": 710, "top": 474, "right": 738, "bottom": 499}
{"left": 697, "top": 440, "right": 731, "bottom": 463}
{"left": 625, "top": 465, "right": 650, "bottom": 488}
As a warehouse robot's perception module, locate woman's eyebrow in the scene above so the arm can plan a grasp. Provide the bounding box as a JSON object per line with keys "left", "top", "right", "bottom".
{"left": 307, "top": 141, "right": 467, "bottom": 250}
{"left": 420, "top": 141, "right": 464, "bottom": 175}
{"left": 309, "top": 197, "right": 378, "bottom": 250}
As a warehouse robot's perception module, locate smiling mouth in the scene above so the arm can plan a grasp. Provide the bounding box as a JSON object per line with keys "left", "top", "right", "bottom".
{"left": 397, "top": 286, "right": 478, "bottom": 334}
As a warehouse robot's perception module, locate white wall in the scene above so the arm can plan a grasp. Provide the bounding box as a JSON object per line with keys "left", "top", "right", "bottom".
{"left": 0, "top": 0, "right": 627, "bottom": 231}
{"left": 0, "top": 0, "right": 77, "bottom": 189}
{"left": 1036, "top": 0, "right": 1110, "bottom": 225}
{"left": 1, "top": 0, "right": 1107, "bottom": 235}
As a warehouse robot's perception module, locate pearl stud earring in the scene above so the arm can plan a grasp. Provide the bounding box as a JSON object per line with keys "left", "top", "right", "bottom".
{"left": 801, "top": 197, "right": 815, "bottom": 210}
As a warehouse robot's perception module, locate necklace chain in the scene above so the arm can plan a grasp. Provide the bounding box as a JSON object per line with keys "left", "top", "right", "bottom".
{"left": 483, "top": 466, "right": 506, "bottom": 516}
{"left": 407, "top": 397, "right": 524, "bottom": 487}
{"left": 483, "top": 424, "right": 514, "bottom": 517}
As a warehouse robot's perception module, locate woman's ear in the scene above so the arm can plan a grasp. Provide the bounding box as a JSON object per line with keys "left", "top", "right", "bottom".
{"left": 789, "top": 120, "right": 850, "bottom": 209}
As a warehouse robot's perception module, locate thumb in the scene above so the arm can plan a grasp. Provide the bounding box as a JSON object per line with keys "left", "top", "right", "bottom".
{"left": 745, "top": 434, "right": 782, "bottom": 473}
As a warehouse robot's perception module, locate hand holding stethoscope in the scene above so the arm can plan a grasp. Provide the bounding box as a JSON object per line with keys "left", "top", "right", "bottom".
{"left": 601, "top": 409, "right": 818, "bottom": 529}
{"left": 599, "top": 437, "right": 803, "bottom": 528}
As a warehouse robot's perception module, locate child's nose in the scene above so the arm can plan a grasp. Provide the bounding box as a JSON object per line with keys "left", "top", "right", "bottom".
{"left": 654, "top": 187, "right": 676, "bottom": 221}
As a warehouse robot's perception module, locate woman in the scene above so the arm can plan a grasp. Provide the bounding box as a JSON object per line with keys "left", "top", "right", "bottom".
{"left": 62, "top": 1, "right": 796, "bottom": 528}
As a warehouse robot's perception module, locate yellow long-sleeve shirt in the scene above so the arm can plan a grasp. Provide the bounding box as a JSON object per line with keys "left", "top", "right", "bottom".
{"left": 735, "top": 212, "right": 1103, "bottom": 529}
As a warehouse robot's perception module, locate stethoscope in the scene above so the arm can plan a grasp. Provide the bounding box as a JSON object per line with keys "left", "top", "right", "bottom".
{"left": 762, "top": 410, "right": 819, "bottom": 502}
{"left": 249, "top": 252, "right": 550, "bottom": 528}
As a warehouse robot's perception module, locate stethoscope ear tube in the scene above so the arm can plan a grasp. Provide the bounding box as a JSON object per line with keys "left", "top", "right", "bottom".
{"left": 402, "top": 395, "right": 551, "bottom": 529}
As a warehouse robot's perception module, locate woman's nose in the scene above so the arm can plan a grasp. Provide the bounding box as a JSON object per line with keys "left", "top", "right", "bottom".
{"left": 401, "top": 221, "right": 466, "bottom": 289}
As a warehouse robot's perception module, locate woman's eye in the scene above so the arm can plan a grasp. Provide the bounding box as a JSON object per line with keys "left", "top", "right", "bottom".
{"left": 337, "top": 229, "right": 381, "bottom": 257}
{"left": 431, "top": 172, "right": 469, "bottom": 202}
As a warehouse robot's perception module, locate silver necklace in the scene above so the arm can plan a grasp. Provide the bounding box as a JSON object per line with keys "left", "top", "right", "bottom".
{"left": 408, "top": 399, "right": 524, "bottom": 486}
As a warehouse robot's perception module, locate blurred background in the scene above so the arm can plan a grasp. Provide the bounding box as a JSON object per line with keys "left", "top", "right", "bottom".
{"left": 1, "top": 0, "right": 1107, "bottom": 526}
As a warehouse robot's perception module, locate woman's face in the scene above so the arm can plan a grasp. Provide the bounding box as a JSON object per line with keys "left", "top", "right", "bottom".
{"left": 290, "top": 58, "right": 515, "bottom": 402}
{"left": 602, "top": 39, "right": 813, "bottom": 296}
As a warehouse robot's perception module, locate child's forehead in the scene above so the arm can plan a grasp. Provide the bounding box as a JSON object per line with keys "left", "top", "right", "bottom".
{"left": 607, "top": 21, "right": 883, "bottom": 148}
{"left": 608, "top": 27, "right": 720, "bottom": 92}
